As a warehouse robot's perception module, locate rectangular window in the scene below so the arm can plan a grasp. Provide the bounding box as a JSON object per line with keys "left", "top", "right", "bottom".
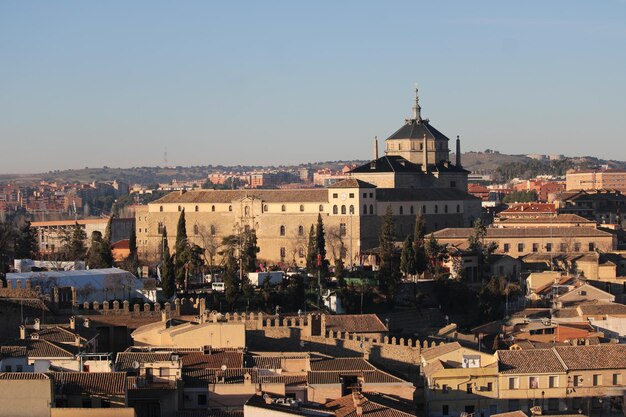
{"left": 574, "top": 375, "right": 582, "bottom": 387}
{"left": 280, "top": 247, "right": 286, "bottom": 258}
{"left": 574, "top": 242, "right": 581, "bottom": 251}
{"left": 340, "top": 223, "right": 347, "bottom": 237}
{"left": 593, "top": 374, "right": 601, "bottom": 386}
{"left": 503, "top": 243, "right": 510, "bottom": 253}
{"left": 198, "top": 394, "right": 207, "bottom": 405}
{"left": 442, "top": 384, "right": 449, "bottom": 393}
{"left": 613, "top": 373, "right": 621, "bottom": 385}
{"left": 369, "top": 193, "right": 373, "bottom": 198}
{"left": 450, "top": 181, "right": 456, "bottom": 188}
{"left": 518, "top": 243, "right": 524, "bottom": 252}
{"left": 443, "top": 405, "right": 449, "bottom": 416}
{"left": 532, "top": 243, "right": 539, "bottom": 252}
{"left": 160, "top": 367, "right": 170, "bottom": 377}
{"left": 509, "top": 377, "right": 519, "bottom": 389}
{"left": 589, "top": 242, "right": 596, "bottom": 251}
{"left": 363, "top": 193, "right": 367, "bottom": 198}
{"left": 349, "top": 193, "right": 354, "bottom": 198}
{"left": 333, "top": 193, "right": 338, "bottom": 198}
{"left": 466, "top": 383, "right": 473, "bottom": 394}
{"left": 546, "top": 243, "right": 552, "bottom": 252}
{"left": 529, "top": 376, "right": 539, "bottom": 389}
{"left": 560, "top": 243, "right": 567, "bottom": 252}
{"left": 549, "top": 376, "right": 558, "bottom": 388}
{"left": 486, "top": 382, "right": 493, "bottom": 391}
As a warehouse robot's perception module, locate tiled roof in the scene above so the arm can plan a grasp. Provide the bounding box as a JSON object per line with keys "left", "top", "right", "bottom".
{"left": 310, "top": 358, "right": 375, "bottom": 372}
{"left": 29, "top": 326, "right": 98, "bottom": 344}
{"left": 176, "top": 411, "right": 244, "bottom": 417}
{"left": 577, "top": 302, "right": 626, "bottom": 316}
{"left": 500, "top": 203, "right": 556, "bottom": 214}
{"left": 497, "top": 214, "right": 592, "bottom": 223}
{"left": 181, "top": 351, "right": 243, "bottom": 369}
{"left": 0, "top": 372, "right": 49, "bottom": 380}
{"left": 152, "top": 189, "right": 329, "bottom": 205}
{"left": 257, "top": 374, "right": 308, "bottom": 386}
{"left": 307, "top": 370, "right": 407, "bottom": 385}
{"left": 116, "top": 352, "right": 174, "bottom": 372}
{"left": 433, "top": 227, "right": 613, "bottom": 239}
{"left": 325, "top": 314, "right": 387, "bottom": 333}
{"left": 1, "top": 339, "right": 78, "bottom": 358}
{"left": 0, "top": 346, "right": 27, "bottom": 358}
{"left": 328, "top": 179, "right": 376, "bottom": 189}
{"left": 183, "top": 368, "right": 256, "bottom": 387}
{"left": 421, "top": 342, "right": 461, "bottom": 362}
{"left": 492, "top": 411, "right": 528, "bottom": 417}
{"left": 554, "top": 345, "right": 626, "bottom": 370}
{"left": 497, "top": 349, "right": 566, "bottom": 374}
{"left": 326, "top": 392, "right": 416, "bottom": 417}
{"left": 49, "top": 372, "right": 127, "bottom": 395}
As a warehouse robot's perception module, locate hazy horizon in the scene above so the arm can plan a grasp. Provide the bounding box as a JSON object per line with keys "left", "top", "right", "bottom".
{"left": 2, "top": 1, "right": 626, "bottom": 174}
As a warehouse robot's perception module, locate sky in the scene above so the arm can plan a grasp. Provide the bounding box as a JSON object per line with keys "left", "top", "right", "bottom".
{"left": 1, "top": 1, "right": 626, "bottom": 174}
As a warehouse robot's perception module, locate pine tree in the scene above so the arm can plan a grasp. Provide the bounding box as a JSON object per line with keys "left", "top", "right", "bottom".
{"left": 400, "top": 235, "right": 416, "bottom": 277}
{"left": 379, "top": 205, "right": 400, "bottom": 303}
{"left": 174, "top": 209, "right": 190, "bottom": 288}
{"left": 14, "top": 220, "right": 38, "bottom": 260}
{"left": 305, "top": 225, "right": 316, "bottom": 274}
{"left": 62, "top": 222, "right": 87, "bottom": 261}
{"left": 161, "top": 226, "right": 176, "bottom": 298}
{"left": 315, "top": 214, "right": 329, "bottom": 277}
{"left": 413, "top": 214, "right": 428, "bottom": 277}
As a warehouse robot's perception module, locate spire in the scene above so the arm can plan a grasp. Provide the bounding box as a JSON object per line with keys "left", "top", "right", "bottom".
{"left": 374, "top": 136, "right": 379, "bottom": 160}
{"left": 412, "top": 83, "right": 422, "bottom": 122}
{"left": 456, "top": 135, "right": 462, "bottom": 168}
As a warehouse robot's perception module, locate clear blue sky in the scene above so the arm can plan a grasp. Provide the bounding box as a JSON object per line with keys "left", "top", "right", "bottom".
{"left": 2, "top": 1, "right": 626, "bottom": 174}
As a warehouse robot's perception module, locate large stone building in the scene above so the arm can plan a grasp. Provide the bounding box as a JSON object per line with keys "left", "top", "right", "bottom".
{"left": 136, "top": 88, "right": 481, "bottom": 266}
{"left": 566, "top": 169, "right": 626, "bottom": 193}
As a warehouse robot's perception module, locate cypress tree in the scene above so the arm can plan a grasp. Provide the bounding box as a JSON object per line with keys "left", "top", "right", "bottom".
{"left": 161, "top": 226, "right": 176, "bottom": 298}
{"left": 220, "top": 235, "right": 241, "bottom": 308}
{"left": 315, "top": 214, "right": 329, "bottom": 277}
{"left": 305, "top": 225, "right": 316, "bottom": 274}
{"left": 174, "top": 209, "right": 190, "bottom": 288}
{"left": 63, "top": 222, "right": 87, "bottom": 261}
{"left": 124, "top": 225, "right": 140, "bottom": 275}
{"left": 379, "top": 205, "right": 400, "bottom": 303}
{"left": 241, "top": 229, "right": 259, "bottom": 274}
{"left": 400, "top": 235, "right": 416, "bottom": 277}
{"left": 413, "top": 214, "right": 428, "bottom": 277}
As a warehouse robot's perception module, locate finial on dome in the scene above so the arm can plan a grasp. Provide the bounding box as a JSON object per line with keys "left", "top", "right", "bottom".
{"left": 412, "top": 83, "right": 422, "bottom": 122}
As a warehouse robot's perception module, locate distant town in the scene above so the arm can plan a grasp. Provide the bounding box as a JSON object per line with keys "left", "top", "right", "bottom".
{"left": 2, "top": 88, "right": 626, "bottom": 417}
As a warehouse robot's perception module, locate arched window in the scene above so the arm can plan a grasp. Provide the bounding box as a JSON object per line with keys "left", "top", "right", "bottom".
{"left": 298, "top": 225, "right": 304, "bottom": 236}
{"left": 159, "top": 206, "right": 163, "bottom": 212}
{"left": 341, "top": 205, "right": 346, "bottom": 215}
{"left": 280, "top": 225, "right": 286, "bottom": 236}
{"left": 399, "top": 206, "right": 404, "bottom": 215}
{"left": 228, "top": 205, "right": 232, "bottom": 212}
{"left": 457, "top": 204, "right": 461, "bottom": 213}
{"left": 369, "top": 205, "right": 374, "bottom": 215}
{"left": 263, "top": 204, "right": 268, "bottom": 212}
{"left": 300, "top": 205, "right": 305, "bottom": 212}
{"left": 349, "top": 205, "right": 354, "bottom": 215}
{"left": 435, "top": 205, "right": 439, "bottom": 214}
{"left": 333, "top": 205, "right": 338, "bottom": 214}
{"left": 281, "top": 204, "right": 286, "bottom": 212}
{"left": 210, "top": 225, "right": 216, "bottom": 236}
{"left": 444, "top": 205, "right": 448, "bottom": 213}
{"left": 157, "top": 222, "right": 164, "bottom": 234}
{"left": 280, "top": 247, "right": 286, "bottom": 258}
{"left": 363, "top": 204, "right": 367, "bottom": 215}
{"left": 195, "top": 205, "right": 199, "bottom": 212}
{"left": 244, "top": 206, "right": 250, "bottom": 216}
{"left": 211, "top": 205, "right": 215, "bottom": 212}
{"left": 319, "top": 205, "right": 324, "bottom": 212}
{"left": 298, "top": 247, "right": 305, "bottom": 258}
{"left": 193, "top": 224, "right": 199, "bottom": 235}
{"left": 422, "top": 205, "right": 427, "bottom": 214}
{"left": 410, "top": 206, "right": 414, "bottom": 215}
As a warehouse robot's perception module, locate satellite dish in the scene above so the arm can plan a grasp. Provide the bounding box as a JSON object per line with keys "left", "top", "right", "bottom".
{"left": 262, "top": 393, "right": 270, "bottom": 400}
{"left": 221, "top": 364, "right": 227, "bottom": 371}
{"left": 131, "top": 361, "right": 140, "bottom": 370}
{"left": 300, "top": 341, "right": 305, "bottom": 348}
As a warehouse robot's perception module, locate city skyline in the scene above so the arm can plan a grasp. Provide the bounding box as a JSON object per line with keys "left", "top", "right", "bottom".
{"left": 2, "top": 1, "right": 626, "bottom": 174}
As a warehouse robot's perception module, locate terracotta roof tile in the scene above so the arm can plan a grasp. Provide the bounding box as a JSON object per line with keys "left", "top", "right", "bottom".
{"left": 0, "top": 372, "right": 49, "bottom": 380}
{"left": 181, "top": 351, "right": 243, "bottom": 369}
{"left": 153, "top": 189, "right": 328, "bottom": 205}
{"left": 1, "top": 339, "right": 78, "bottom": 358}
{"left": 325, "top": 392, "right": 416, "bottom": 417}
{"left": 116, "top": 352, "right": 174, "bottom": 372}
{"left": 49, "top": 372, "right": 127, "bottom": 395}
{"left": 421, "top": 342, "right": 462, "bottom": 362}
{"left": 310, "top": 358, "right": 375, "bottom": 372}
{"left": 554, "top": 345, "right": 626, "bottom": 370}
{"left": 497, "top": 349, "right": 566, "bottom": 374}
{"left": 325, "top": 314, "right": 388, "bottom": 333}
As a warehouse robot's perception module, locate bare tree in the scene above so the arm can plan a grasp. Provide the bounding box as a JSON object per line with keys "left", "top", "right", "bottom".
{"left": 198, "top": 224, "right": 219, "bottom": 271}
{"left": 326, "top": 225, "right": 346, "bottom": 265}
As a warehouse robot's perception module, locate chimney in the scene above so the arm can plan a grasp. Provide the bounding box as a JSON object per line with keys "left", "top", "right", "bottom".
{"left": 456, "top": 135, "right": 462, "bottom": 168}
{"left": 352, "top": 392, "right": 363, "bottom": 417}
{"left": 422, "top": 134, "right": 429, "bottom": 173}
{"left": 34, "top": 318, "right": 41, "bottom": 331}
{"left": 374, "top": 136, "right": 379, "bottom": 160}
{"left": 83, "top": 318, "right": 90, "bottom": 328}
{"left": 75, "top": 334, "right": 81, "bottom": 347}
{"left": 69, "top": 316, "right": 75, "bottom": 330}
{"left": 19, "top": 325, "right": 26, "bottom": 340}
{"left": 161, "top": 310, "right": 168, "bottom": 322}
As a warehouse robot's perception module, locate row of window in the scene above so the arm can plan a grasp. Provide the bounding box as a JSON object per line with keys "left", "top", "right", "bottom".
{"left": 279, "top": 246, "right": 347, "bottom": 259}
{"left": 507, "top": 374, "right": 621, "bottom": 389}
{"left": 161, "top": 204, "right": 323, "bottom": 213}
{"left": 502, "top": 242, "right": 595, "bottom": 253}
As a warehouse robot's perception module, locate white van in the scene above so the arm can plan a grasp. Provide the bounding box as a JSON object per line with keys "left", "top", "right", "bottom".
{"left": 211, "top": 282, "right": 225, "bottom": 292}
